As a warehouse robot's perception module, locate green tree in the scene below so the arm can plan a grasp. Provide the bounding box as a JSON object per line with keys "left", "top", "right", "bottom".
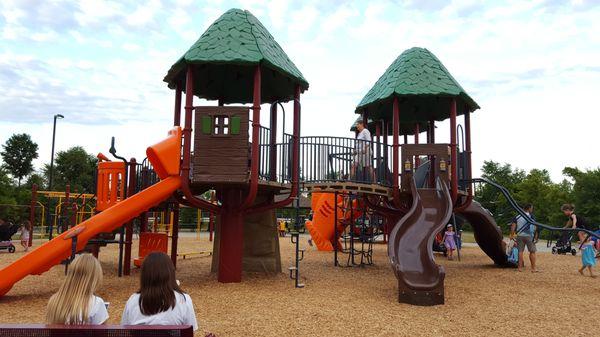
{"left": 0, "top": 167, "right": 18, "bottom": 221}
{"left": 0, "top": 133, "right": 39, "bottom": 186}
{"left": 563, "top": 167, "right": 600, "bottom": 228}
{"left": 475, "top": 161, "right": 526, "bottom": 226}
{"left": 44, "top": 147, "right": 97, "bottom": 193}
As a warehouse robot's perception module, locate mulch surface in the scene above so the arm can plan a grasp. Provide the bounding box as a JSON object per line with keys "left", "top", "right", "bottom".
{"left": 0, "top": 236, "right": 597, "bottom": 336}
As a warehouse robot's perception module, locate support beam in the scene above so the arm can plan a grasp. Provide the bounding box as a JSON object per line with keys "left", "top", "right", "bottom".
{"left": 428, "top": 120, "right": 436, "bottom": 188}
{"left": 464, "top": 109, "right": 472, "bottom": 196}
{"left": 123, "top": 158, "right": 137, "bottom": 276}
{"left": 450, "top": 98, "right": 458, "bottom": 202}
{"left": 173, "top": 84, "right": 182, "bottom": 126}
{"left": 414, "top": 124, "right": 420, "bottom": 167}
{"left": 28, "top": 184, "right": 37, "bottom": 247}
{"left": 171, "top": 203, "right": 180, "bottom": 268}
{"left": 269, "top": 103, "right": 277, "bottom": 181}
{"left": 241, "top": 65, "right": 262, "bottom": 210}
{"left": 217, "top": 189, "right": 244, "bottom": 283}
{"left": 180, "top": 66, "right": 221, "bottom": 214}
{"left": 392, "top": 97, "right": 400, "bottom": 205}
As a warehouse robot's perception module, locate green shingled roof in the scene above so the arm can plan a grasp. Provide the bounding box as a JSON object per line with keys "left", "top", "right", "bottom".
{"left": 356, "top": 47, "right": 479, "bottom": 121}
{"left": 163, "top": 8, "right": 308, "bottom": 104}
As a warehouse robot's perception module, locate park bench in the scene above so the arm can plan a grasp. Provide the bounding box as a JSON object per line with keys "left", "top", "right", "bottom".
{"left": 0, "top": 324, "right": 193, "bottom": 337}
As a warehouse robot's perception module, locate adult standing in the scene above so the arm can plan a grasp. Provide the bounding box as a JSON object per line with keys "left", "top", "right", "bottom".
{"left": 352, "top": 121, "right": 373, "bottom": 182}
{"left": 510, "top": 204, "right": 539, "bottom": 272}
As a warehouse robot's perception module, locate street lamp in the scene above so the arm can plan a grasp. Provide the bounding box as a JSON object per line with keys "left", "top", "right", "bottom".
{"left": 48, "top": 114, "right": 64, "bottom": 190}
{"left": 47, "top": 114, "right": 64, "bottom": 240}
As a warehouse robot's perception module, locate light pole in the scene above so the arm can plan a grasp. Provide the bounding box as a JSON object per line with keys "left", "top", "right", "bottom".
{"left": 48, "top": 114, "right": 64, "bottom": 191}
{"left": 48, "top": 114, "right": 64, "bottom": 239}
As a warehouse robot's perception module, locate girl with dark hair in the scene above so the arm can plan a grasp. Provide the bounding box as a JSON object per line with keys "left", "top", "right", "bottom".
{"left": 561, "top": 203, "right": 587, "bottom": 243}
{"left": 121, "top": 252, "right": 198, "bottom": 331}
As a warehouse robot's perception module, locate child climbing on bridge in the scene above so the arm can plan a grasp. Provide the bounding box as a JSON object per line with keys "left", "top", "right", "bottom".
{"left": 442, "top": 224, "right": 457, "bottom": 260}
{"left": 579, "top": 237, "right": 597, "bottom": 278}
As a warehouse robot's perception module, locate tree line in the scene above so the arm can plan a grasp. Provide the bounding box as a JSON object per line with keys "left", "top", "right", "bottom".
{"left": 0, "top": 133, "right": 97, "bottom": 221}
{"left": 474, "top": 161, "right": 600, "bottom": 233}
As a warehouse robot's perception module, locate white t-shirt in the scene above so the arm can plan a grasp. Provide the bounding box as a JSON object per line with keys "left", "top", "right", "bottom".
{"left": 64, "top": 295, "right": 108, "bottom": 324}
{"left": 88, "top": 296, "right": 109, "bottom": 324}
{"left": 121, "top": 292, "right": 198, "bottom": 331}
{"left": 356, "top": 128, "right": 371, "bottom": 142}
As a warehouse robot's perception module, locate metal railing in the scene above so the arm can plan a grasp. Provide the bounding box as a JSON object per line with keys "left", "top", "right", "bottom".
{"left": 296, "top": 136, "right": 392, "bottom": 186}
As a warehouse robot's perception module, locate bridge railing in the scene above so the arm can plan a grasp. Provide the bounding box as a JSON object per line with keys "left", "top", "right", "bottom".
{"left": 297, "top": 136, "right": 392, "bottom": 187}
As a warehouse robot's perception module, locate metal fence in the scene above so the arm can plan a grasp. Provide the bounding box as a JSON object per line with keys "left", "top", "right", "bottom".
{"left": 297, "top": 136, "right": 392, "bottom": 186}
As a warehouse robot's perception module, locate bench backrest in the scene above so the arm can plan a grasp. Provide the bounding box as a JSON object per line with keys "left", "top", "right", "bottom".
{"left": 0, "top": 324, "right": 193, "bottom": 337}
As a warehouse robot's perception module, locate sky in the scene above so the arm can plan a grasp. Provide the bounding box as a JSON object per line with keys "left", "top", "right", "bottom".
{"left": 1, "top": 0, "right": 599, "bottom": 183}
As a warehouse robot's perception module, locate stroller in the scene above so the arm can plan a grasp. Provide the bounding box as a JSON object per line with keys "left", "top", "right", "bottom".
{"left": 0, "top": 223, "right": 20, "bottom": 253}
{"left": 551, "top": 231, "right": 577, "bottom": 255}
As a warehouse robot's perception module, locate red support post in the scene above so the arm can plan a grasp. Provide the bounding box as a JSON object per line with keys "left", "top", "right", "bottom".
{"left": 180, "top": 66, "right": 221, "bottom": 214}
{"left": 123, "top": 158, "right": 137, "bottom": 276}
{"left": 240, "top": 65, "right": 262, "bottom": 210}
{"left": 208, "top": 211, "right": 214, "bottom": 242}
{"left": 429, "top": 119, "right": 435, "bottom": 143}
{"left": 218, "top": 189, "right": 244, "bottom": 283}
{"left": 450, "top": 98, "right": 458, "bottom": 202}
{"left": 64, "top": 184, "right": 70, "bottom": 232}
{"left": 414, "top": 124, "right": 420, "bottom": 167}
{"left": 28, "top": 184, "right": 37, "bottom": 247}
{"left": 171, "top": 203, "right": 180, "bottom": 268}
{"left": 392, "top": 96, "right": 400, "bottom": 205}
{"left": 174, "top": 84, "right": 182, "bottom": 126}
{"left": 245, "top": 84, "right": 301, "bottom": 214}
{"left": 428, "top": 119, "right": 436, "bottom": 188}
{"left": 465, "top": 108, "right": 472, "bottom": 196}
{"left": 269, "top": 103, "right": 278, "bottom": 181}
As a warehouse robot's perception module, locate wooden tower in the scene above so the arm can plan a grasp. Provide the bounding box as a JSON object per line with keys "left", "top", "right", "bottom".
{"left": 163, "top": 8, "right": 309, "bottom": 283}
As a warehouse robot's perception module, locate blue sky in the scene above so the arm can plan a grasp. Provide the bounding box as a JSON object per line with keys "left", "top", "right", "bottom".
{"left": 1, "top": 0, "right": 599, "bottom": 182}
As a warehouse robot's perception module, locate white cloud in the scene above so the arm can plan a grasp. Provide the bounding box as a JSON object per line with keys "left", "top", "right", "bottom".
{"left": 126, "top": 0, "right": 162, "bottom": 27}
{"left": 1, "top": 0, "right": 600, "bottom": 182}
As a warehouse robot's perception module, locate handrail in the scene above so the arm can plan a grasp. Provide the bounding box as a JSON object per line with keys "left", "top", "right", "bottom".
{"left": 467, "top": 178, "right": 600, "bottom": 242}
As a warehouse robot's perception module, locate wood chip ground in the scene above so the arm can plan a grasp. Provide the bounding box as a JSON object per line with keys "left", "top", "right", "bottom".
{"left": 0, "top": 236, "right": 597, "bottom": 336}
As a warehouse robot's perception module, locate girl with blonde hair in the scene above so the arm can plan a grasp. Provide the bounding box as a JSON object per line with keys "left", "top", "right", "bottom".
{"left": 46, "top": 253, "right": 109, "bottom": 324}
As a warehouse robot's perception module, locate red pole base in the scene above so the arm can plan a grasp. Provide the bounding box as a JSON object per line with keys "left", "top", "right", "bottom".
{"left": 217, "top": 190, "right": 244, "bottom": 283}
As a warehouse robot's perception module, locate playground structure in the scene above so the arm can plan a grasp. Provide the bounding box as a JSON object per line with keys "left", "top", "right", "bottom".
{"left": 2, "top": 8, "right": 600, "bottom": 307}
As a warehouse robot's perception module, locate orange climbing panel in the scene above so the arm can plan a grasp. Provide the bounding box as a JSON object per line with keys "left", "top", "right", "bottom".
{"left": 134, "top": 232, "right": 169, "bottom": 268}
{"left": 96, "top": 160, "right": 126, "bottom": 212}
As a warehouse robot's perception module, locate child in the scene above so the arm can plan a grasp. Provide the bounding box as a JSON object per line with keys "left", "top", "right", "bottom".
{"left": 561, "top": 204, "right": 587, "bottom": 243}
{"left": 442, "top": 224, "right": 457, "bottom": 260}
{"left": 579, "top": 237, "right": 597, "bottom": 278}
{"left": 46, "top": 254, "right": 109, "bottom": 324}
{"left": 121, "top": 252, "right": 198, "bottom": 331}
{"left": 20, "top": 220, "right": 31, "bottom": 252}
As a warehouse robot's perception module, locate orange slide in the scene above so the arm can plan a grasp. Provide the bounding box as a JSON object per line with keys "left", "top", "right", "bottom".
{"left": 305, "top": 193, "right": 363, "bottom": 251}
{"left": 0, "top": 128, "right": 182, "bottom": 297}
